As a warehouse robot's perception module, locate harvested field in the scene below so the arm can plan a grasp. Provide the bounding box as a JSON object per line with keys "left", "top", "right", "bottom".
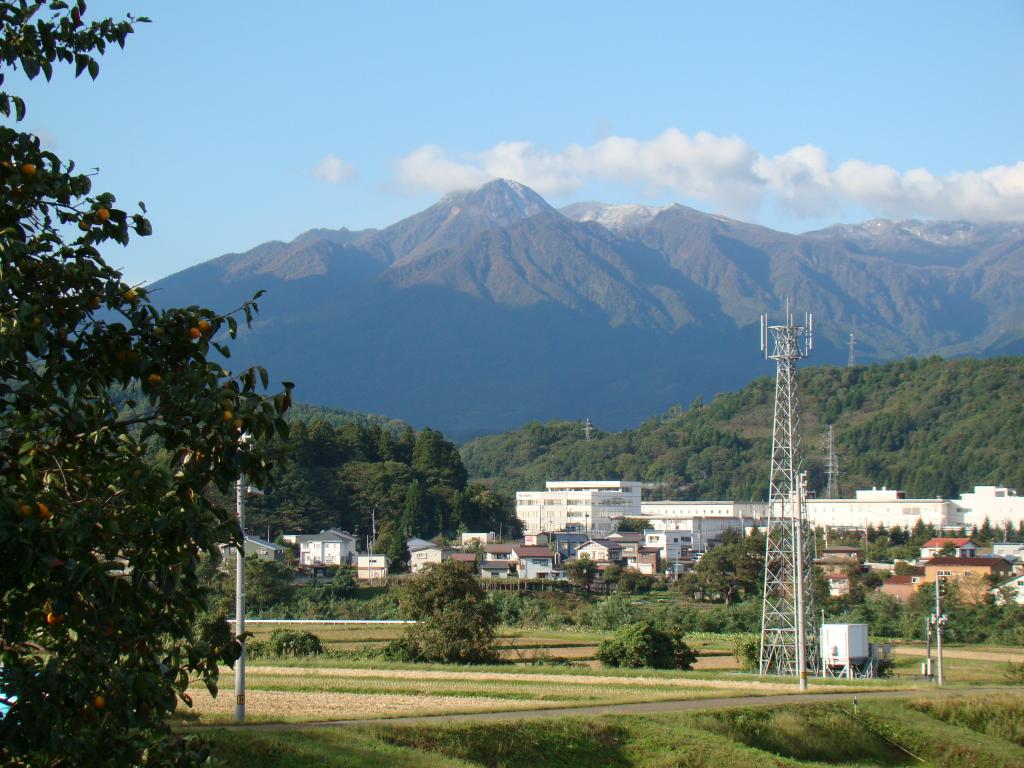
{"left": 178, "top": 663, "right": 832, "bottom": 724}
{"left": 185, "top": 688, "right": 542, "bottom": 722}
{"left": 894, "top": 645, "right": 1024, "bottom": 663}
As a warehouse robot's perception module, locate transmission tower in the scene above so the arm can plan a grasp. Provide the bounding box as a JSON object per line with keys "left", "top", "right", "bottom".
{"left": 847, "top": 332, "right": 857, "bottom": 368}
{"left": 584, "top": 417, "right": 593, "bottom": 441}
{"left": 824, "top": 424, "right": 840, "bottom": 500}
{"left": 758, "top": 304, "right": 819, "bottom": 688}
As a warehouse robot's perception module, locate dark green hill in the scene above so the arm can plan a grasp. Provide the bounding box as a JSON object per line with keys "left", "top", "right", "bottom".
{"left": 461, "top": 355, "right": 1024, "bottom": 500}
{"left": 286, "top": 402, "right": 411, "bottom": 434}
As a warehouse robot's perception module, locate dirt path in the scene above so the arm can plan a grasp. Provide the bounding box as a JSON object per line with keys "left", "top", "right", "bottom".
{"left": 204, "top": 685, "right": 1017, "bottom": 732}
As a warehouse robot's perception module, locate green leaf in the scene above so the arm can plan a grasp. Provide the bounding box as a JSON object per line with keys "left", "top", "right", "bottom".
{"left": 22, "top": 56, "right": 40, "bottom": 79}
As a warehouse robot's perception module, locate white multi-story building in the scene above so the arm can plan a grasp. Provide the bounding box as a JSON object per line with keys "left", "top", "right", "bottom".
{"left": 632, "top": 500, "right": 761, "bottom": 551}
{"left": 955, "top": 486, "right": 1024, "bottom": 529}
{"left": 516, "top": 480, "right": 641, "bottom": 535}
{"left": 805, "top": 488, "right": 956, "bottom": 530}
{"left": 640, "top": 500, "right": 766, "bottom": 521}
{"left": 518, "top": 480, "right": 1024, "bottom": 539}
{"left": 643, "top": 529, "right": 691, "bottom": 563}
{"left": 801, "top": 485, "right": 1023, "bottom": 531}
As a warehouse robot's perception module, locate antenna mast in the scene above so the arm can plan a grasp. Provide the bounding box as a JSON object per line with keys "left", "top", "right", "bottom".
{"left": 758, "top": 302, "right": 818, "bottom": 689}
{"left": 824, "top": 424, "right": 840, "bottom": 500}
{"left": 847, "top": 332, "right": 857, "bottom": 368}
{"left": 584, "top": 417, "right": 593, "bottom": 442}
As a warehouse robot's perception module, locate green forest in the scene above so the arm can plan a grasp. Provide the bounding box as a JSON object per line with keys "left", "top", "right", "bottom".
{"left": 460, "top": 355, "right": 1024, "bottom": 500}
{"left": 232, "top": 420, "right": 515, "bottom": 561}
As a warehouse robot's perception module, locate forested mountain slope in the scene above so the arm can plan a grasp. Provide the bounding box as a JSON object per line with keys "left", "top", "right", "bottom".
{"left": 461, "top": 356, "right": 1024, "bottom": 500}
{"left": 149, "top": 180, "right": 1024, "bottom": 435}
{"left": 229, "top": 419, "right": 514, "bottom": 556}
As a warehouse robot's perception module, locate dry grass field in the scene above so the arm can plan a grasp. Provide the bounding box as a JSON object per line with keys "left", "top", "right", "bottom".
{"left": 171, "top": 622, "right": 970, "bottom": 725}
{"left": 184, "top": 665, "right": 825, "bottom": 724}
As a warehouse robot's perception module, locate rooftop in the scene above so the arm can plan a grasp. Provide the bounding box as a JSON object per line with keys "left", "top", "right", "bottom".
{"left": 883, "top": 575, "right": 916, "bottom": 585}
{"left": 406, "top": 537, "right": 440, "bottom": 552}
{"left": 923, "top": 537, "right": 975, "bottom": 548}
{"left": 512, "top": 546, "right": 555, "bottom": 558}
{"left": 925, "top": 556, "right": 1011, "bottom": 568}
{"left": 606, "top": 532, "right": 644, "bottom": 542}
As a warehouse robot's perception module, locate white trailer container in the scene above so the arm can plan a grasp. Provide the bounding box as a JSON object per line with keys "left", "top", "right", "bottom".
{"left": 820, "top": 623, "right": 869, "bottom": 661}
{"left": 820, "top": 623, "right": 877, "bottom": 678}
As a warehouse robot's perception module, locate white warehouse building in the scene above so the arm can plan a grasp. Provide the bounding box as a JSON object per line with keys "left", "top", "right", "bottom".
{"left": 517, "top": 479, "right": 1024, "bottom": 540}
{"left": 956, "top": 486, "right": 1024, "bottom": 530}
{"left": 805, "top": 486, "right": 1024, "bottom": 531}
{"left": 515, "top": 480, "right": 641, "bottom": 535}
{"left": 805, "top": 488, "right": 955, "bottom": 530}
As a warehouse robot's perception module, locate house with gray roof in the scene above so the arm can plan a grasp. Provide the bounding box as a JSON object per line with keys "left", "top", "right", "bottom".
{"left": 291, "top": 529, "right": 358, "bottom": 566}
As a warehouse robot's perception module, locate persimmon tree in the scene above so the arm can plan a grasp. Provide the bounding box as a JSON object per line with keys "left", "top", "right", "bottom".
{"left": 0, "top": 2, "right": 291, "bottom": 765}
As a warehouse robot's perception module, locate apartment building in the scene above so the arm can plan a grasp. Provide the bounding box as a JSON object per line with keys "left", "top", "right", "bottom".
{"left": 515, "top": 480, "right": 641, "bottom": 535}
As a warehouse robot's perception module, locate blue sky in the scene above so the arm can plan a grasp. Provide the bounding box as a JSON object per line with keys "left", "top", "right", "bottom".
{"left": 14, "top": 1, "right": 1024, "bottom": 285}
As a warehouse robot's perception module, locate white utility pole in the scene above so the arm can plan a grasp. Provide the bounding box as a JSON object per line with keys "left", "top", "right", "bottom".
{"left": 934, "top": 575, "right": 946, "bottom": 686}
{"left": 794, "top": 476, "right": 808, "bottom": 690}
{"left": 234, "top": 475, "right": 246, "bottom": 722}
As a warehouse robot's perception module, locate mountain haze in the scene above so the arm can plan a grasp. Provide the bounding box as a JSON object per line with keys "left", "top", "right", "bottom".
{"left": 148, "top": 179, "right": 1024, "bottom": 436}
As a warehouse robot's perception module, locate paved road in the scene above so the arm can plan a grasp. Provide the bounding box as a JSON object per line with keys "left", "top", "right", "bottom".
{"left": 208, "top": 685, "right": 1014, "bottom": 732}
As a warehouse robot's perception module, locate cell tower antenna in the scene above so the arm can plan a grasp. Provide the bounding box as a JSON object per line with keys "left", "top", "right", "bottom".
{"left": 584, "top": 417, "right": 593, "bottom": 441}
{"left": 758, "top": 306, "right": 819, "bottom": 689}
{"left": 824, "top": 424, "right": 840, "bottom": 500}
{"left": 847, "top": 332, "right": 857, "bottom": 368}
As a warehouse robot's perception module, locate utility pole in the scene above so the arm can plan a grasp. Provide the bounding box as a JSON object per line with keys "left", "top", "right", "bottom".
{"left": 234, "top": 475, "right": 246, "bottom": 723}
{"left": 934, "top": 575, "right": 947, "bottom": 686}
{"left": 370, "top": 507, "right": 377, "bottom": 555}
{"left": 232, "top": 433, "right": 261, "bottom": 723}
{"left": 758, "top": 302, "right": 818, "bottom": 688}
{"left": 924, "top": 615, "right": 933, "bottom": 679}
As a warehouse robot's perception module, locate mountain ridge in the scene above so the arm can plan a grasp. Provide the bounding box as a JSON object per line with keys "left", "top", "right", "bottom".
{"left": 149, "top": 179, "right": 1024, "bottom": 435}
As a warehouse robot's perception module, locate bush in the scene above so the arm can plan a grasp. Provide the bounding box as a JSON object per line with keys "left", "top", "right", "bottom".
{"left": 615, "top": 569, "right": 654, "bottom": 595}
{"left": 576, "top": 594, "right": 641, "bottom": 630}
{"left": 388, "top": 560, "right": 498, "bottom": 663}
{"left": 734, "top": 635, "right": 760, "bottom": 671}
{"left": 264, "top": 629, "right": 324, "bottom": 657}
{"left": 597, "top": 621, "right": 697, "bottom": 670}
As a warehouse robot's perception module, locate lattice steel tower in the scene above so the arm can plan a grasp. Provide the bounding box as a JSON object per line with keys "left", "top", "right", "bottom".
{"left": 847, "top": 332, "right": 857, "bottom": 368}
{"left": 758, "top": 303, "right": 818, "bottom": 688}
{"left": 824, "top": 424, "right": 840, "bottom": 500}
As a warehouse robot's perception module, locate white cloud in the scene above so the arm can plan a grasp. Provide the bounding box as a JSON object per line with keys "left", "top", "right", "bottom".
{"left": 395, "top": 145, "right": 490, "bottom": 193}
{"left": 312, "top": 153, "right": 357, "bottom": 184}
{"left": 393, "top": 131, "right": 1024, "bottom": 223}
